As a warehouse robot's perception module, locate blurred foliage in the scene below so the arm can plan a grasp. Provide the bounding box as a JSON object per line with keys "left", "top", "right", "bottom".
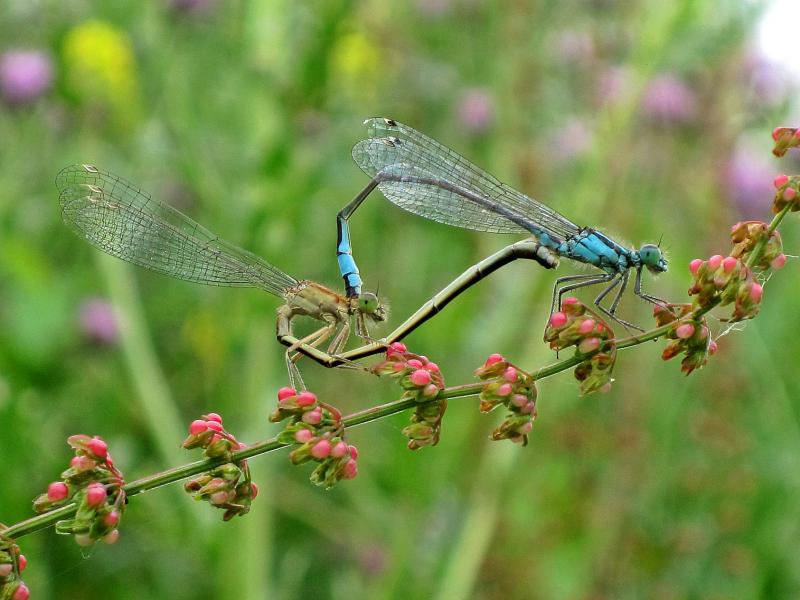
{"left": 1, "top": 0, "right": 800, "bottom": 598}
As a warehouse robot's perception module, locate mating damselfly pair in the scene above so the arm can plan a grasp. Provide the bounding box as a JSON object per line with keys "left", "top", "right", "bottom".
{"left": 57, "top": 118, "right": 667, "bottom": 387}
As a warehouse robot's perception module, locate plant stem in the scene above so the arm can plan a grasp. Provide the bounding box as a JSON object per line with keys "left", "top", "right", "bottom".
{"left": 5, "top": 202, "right": 794, "bottom": 542}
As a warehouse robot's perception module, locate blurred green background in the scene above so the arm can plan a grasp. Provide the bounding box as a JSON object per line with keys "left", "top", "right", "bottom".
{"left": 2, "top": 0, "right": 800, "bottom": 598}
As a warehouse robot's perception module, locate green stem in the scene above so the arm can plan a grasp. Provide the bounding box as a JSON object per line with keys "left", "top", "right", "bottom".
{"left": 5, "top": 203, "right": 794, "bottom": 542}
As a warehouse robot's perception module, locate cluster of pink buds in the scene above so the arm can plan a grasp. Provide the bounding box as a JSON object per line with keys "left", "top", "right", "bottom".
{"left": 33, "top": 435, "right": 124, "bottom": 547}
{"left": 271, "top": 388, "right": 359, "bottom": 487}
{"left": 730, "top": 221, "right": 785, "bottom": 271}
{"left": 688, "top": 255, "right": 763, "bottom": 321}
{"left": 373, "top": 342, "right": 448, "bottom": 449}
{"left": 771, "top": 127, "right": 800, "bottom": 157}
{"left": 653, "top": 303, "right": 715, "bottom": 375}
{"left": 182, "top": 413, "right": 256, "bottom": 521}
{"left": 474, "top": 354, "right": 537, "bottom": 445}
{"left": 544, "top": 298, "right": 616, "bottom": 394}
{"left": 0, "top": 531, "right": 28, "bottom": 600}
{"left": 772, "top": 173, "right": 800, "bottom": 214}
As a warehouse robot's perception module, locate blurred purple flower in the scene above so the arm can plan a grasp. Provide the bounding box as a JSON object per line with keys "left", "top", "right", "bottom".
{"left": 551, "top": 118, "right": 594, "bottom": 163}
{"left": 596, "top": 65, "right": 631, "bottom": 107}
{"left": 744, "top": 55, "right": 790, "bottom": 107}
{"left": 0, "top": 50, "right": 53, "bottom": 105}
{"left": 724, "top": 148, "right": 775, "bottom": 219}
{"left": 79, "top": 298, "right": 120, "bottom": 345}
{"left": 457, "top": 88, "right": 495, "bottom": 134}
{"left": 554, "top": 30, "right": 594, "bottom": 65}
{"left": 642, "top": 74, "right": 697, "bottom": 124}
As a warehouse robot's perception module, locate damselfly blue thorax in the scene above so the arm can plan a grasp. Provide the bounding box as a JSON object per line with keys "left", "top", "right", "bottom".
{"left": 336, "top": 117, "right": 667, "bottom": 330}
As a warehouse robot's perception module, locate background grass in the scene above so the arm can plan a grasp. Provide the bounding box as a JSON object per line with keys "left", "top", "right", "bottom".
{"left": 2, "top": 0, "right": 800, "bottom": 598}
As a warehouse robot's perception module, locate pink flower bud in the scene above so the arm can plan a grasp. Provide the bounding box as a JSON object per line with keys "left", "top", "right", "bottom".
{"left": 103, "top": 530, "right": 120, "bottom": 545}
{"left": 484, "top": 353, "right": 505, "bottom": 366}
{"left": 599, "top": 382, "right": 613, "bottom": 394}
{"left": 311, "top": 439, "right": 332, "bottom": 459}
{"left": 410, "top": 369, "right": 432, "bottom": 386}
{"left": 510, "top": 394, "right": 528, "bottom": 408}
{"left": 425, "top": 362, "right": 440, "bottom": 372}
{"left": 277, "top": 387, "right": 297, "bottom": 402}
{"left": 250, "top": 483, "right": 259, "bottom": 499}
{"left": 561, "top": 296, "right": 579, "bottom": 306}
{"left": 549, "top": 311, "right": 568, "bottom": 328}
{"left": 74, "top": 534, "right": 94, "bottom": 547}
{"left": 407, "top": 359, "right": 424, "bottom": 369}
{"left": 783, "top": 187, "right": 797, "bottom": 201}
{"left": 348, "top": 445, "right": 359, "bottom": 459}
{"left": 708, "top": 339, "right": 718, "bottom": 355}
{"left": 749, "top": 282, "right": 763, "bottom": 303}
{"left": 0, "top": 564, "right": 12, "bottom": 577}
{"left": 18, "top": 554, "right": 26, "bottom": 572}
{"left": 522, "top": 401, "right": 536, "bottom": 414}
{"left": 774, "top": 173, "right": 790, "bottom": 188}
{"left": 423, "top": 383, "right": 440, "bottom": 397}
{"left": 387, "top": 342, "right": 407, "bottom": 354}
{"left": 86, "top": 437, "right": 108, "bottom": 459}
{"left": 70, "top": 455, "right": 96, "bottom": 471}
{"left": 296, "top": 391, "right": 317, "bottom": 407}
{"left": 689, "top": 258, "right": 703, "bottom": 275}
{"left": 578, "top": 318, "right": 596, "bottom": 334}
{"left": 516, "top": 421, "right": 533, "bottom": 435}
{"left": 189, "top": 419, "right": 208, "bottom": 435}
{"left": 12, "top": 583, "right": 29, "bottom": 600}
{"left": 294, "top": 429, "right": 313, "bottom": 443}
{"left": 211, "top": 490, "right": 231, "bottom": 505}
{"left": 331, "top": 441, "right": 349, "bottom": 458}
{"left": 772, "top": 127, "right": 783, "bottom": 141}
{"left": 342, "top": 458, "right": 358, "bottom": 480}
{"left": 503, "top": 367, "right": 518, "bottom": 382}
{"left": 772, "top": 253, "right": 787, "bottom": 269}
{"left": 86, "top": 483, "right": 107, "bottom": 507}
{"left": 675, "top": 323, "right": 695, "bottom": 339}
{"left": 393, "top": 361, "right": 406, "bottom": 372}
{"left": 302, "top": 407, "right": 323, "bottom": 425}
{"left": 104, "top": 510, "right": 120, "bottom": 527}
{"left": 417, "top": 356, "right": 429, "bottom": 364}
{"left": 722, "top": 256, "right": 738, "bottom": 273}
{"left": 206, "top": 420, "right": 223, "bottom": 432}
{"left": 47, "top": 481, "right": 69, "bottom": 501}
{"left": 578, "top": 337, "right": 600, "bottom": 353}
{"left": 496, "top": 383, "right": 513, "bottom": 396}
{"left": 205, "top": 412, "right": 222, "bottom": 423}
{"left": 707, "top": 254, "right": 723, "bottom": 270}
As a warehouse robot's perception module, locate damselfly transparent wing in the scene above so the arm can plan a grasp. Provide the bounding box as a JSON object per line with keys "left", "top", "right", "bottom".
{"left": 352, "top": 118, "right": 581, "bottom": 239}
{"left": 56, "top": 164, "right": 298, "bottom": 296}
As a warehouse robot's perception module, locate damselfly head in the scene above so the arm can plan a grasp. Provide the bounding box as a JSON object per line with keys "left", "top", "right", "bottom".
{"left": 639, "top": 244, "right": 668, "bottom": 273}
{"left": 358, "top": 292, "right": 387, "bottom": 321}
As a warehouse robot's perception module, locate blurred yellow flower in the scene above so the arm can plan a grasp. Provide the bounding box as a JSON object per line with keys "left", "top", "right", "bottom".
{"left": 63, "top": 20, "right": 141, "bottom": 131}
{"left": 330, "top": 31, "right": 380, "bottom": 103}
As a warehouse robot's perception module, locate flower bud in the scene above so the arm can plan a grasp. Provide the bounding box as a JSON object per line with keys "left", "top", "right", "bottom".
{"left": 189, "top": 419, "right": 208, "bottom": 435}
{"left": 86, "top": 437, "right": 108, "bottom": 459}
{"left": 578, "top": 336, "right": 601, "bottom": 353}
{"left": 277, "top": 387, "right": 297, "bottom": 402}
{"left": 311, "top": 439, "right": 332, "bottom": 459}
{"left": 484, "top": 353, "right": 504, "bottom": 367}
{"left": 47, "top": 481, "right": 69, "bottom": 501}
{"left": 86, "top": 483, "right": 108, "bottom": 508}
{"left": 774, "top": 174, "right": 790, "bottom": 188}
{"left": 331, "top": 441, "right": 349, "bottom": 458}
{"left": 707, "top": 254, "right": 723, "bottom": 270}
{"left": 675, "top": 323, "right": 695, "bottom": 339}
{"left": 410, "top": 369, "right": 432, "bottom": 386}
{"left": 689, "top": 258, "right": 703, "bottom": 275}
{"left": 549, "top": 311, "right": 568, "bottom": 328}
{"left": 12, "top": 583, "right": 30, "bottom": 600}
{"left": 294, "top": 428, "right": 313, "bottom": 443}
{"left": 342, "top": 458, "right": 358, "bottom": 480}
{"left": 296, "top": 391, "right": 317, "bottom": 407}
{"left": 103, "top": 529, "right": 120, "bottom": 545}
